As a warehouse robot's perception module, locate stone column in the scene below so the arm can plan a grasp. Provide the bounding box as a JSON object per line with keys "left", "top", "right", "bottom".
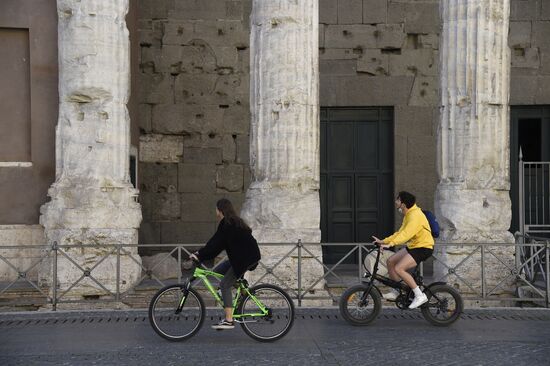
{"left": 39, "top": 0, "right": 142, "bottom": 298}
{"left": 241, "top": 0, "right": 327, "bottom": 303}
{"left": 435, "top": 0, "right": 514, "bottom": 302}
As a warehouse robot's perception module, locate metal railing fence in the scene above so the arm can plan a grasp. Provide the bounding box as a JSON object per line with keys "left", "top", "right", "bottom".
{"left": 0, "top": 240, "right": 548, "bottom": 309}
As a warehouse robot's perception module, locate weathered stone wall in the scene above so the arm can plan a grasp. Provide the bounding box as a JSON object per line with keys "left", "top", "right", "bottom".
{"left": 509, "top": 0, "right": 550, "bottom": 104}
{"left": 319, "top": 0, "right": 441, "bottom": 224}
{"left": 137, "top": 0, "right": 252, "bottom": 250}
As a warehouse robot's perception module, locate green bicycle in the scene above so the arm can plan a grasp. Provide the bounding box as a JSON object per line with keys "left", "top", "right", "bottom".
{"left": 148, "top": 261, "right": 295, "bottom": 342}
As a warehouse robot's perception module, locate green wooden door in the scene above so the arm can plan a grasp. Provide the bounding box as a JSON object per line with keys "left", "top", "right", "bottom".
{"left": 320, "top": 108, "right": 394, "bottom": 264}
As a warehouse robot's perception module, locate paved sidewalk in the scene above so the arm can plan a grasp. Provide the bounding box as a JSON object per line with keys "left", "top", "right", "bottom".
{"left": 1, "top": 308, "right": 549, "bottom": 365}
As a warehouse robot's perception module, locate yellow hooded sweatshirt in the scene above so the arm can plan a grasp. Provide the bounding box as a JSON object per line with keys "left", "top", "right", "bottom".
{"left": 383, "top": 204, "right": 434, "bottom": 249}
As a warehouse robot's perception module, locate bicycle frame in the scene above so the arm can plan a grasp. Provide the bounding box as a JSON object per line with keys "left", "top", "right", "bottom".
{"left": 178, "top": 266, "right": 269, "bottom": 320}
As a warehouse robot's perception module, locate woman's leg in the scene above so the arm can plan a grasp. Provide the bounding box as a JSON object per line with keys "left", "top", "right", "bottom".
{"left": 386, "top": 248, "right": 408, "bottom": 281}
{"left": 219, "top": 266, "right": 238, "bottom": 321}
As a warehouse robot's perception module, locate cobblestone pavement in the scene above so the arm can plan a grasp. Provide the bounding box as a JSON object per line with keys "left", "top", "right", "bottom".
{"left": 0, "top": 308, "right": 549, "bottom": 365}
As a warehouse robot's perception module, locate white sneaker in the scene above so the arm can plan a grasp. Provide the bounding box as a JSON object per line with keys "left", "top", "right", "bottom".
{"left": 383, "top": 289, "right": 399, "bottom": 301}
{"left": 408, "top": 293, "right": 428, "bottom": 309}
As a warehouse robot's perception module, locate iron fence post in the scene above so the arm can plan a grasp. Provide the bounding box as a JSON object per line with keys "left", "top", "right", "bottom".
{"left": 358, "top": 244, "right": 362, "bottom": 281}
{"left": 297, "top": 239, "right": 302, "bottom": 307}
{"left": 546, "top": 241, "right": 549, "bottom": 308}
{"left": 480, "top": 244, "right": 485, "bottom": 300}
{"left": 116, "top": 245, "right": 120, "bottom": 302}
{"left": 178, "top": 246, "right": 182, "bottom": 283}
{"left": 52, "top": 241, "right": 58, "bottom": 311}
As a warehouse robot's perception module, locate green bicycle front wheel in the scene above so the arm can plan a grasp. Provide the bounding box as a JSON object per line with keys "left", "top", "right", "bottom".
{"left": 236, "top": 284, "right": 295, "bottom": 342}
{"left": 148, "top": 284, "right": 205, "bottom": 341}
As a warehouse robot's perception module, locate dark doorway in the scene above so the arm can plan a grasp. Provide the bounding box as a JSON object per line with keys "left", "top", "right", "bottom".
{"left": 510, "top": 106, "right": 550, "bottom": 233}
{"left": 320, "top": 108, "right": 394, "bottom": 264}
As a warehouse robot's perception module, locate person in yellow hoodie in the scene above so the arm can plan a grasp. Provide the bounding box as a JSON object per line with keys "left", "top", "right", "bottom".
{"left": 372, "top": 191, "right": 434, "bottom": 309}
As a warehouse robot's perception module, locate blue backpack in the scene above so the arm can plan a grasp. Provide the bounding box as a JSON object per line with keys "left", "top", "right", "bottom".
{"left": 422, "top": 210, "right": 440, "bottom": 238}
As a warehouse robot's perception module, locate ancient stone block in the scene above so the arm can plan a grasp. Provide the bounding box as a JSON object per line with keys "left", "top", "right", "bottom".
{"left": 389, "top": 49, "right": 438, "bottom": 76}
{"left": 533, "top": 21, "right": 550, "bottom": 50}
{"left": 139, "top": 222, "right": 161, "bottom": 245}
{"left": 178, "top": 163, "right": 217, "bottom": 193}
{"left": 395, "top": 106, "right": 435, "bottom": 137}
{"left": 535, "top": 76, "right": 550, "bottom": 103}
{"left": 319, "top": 0, "right": 338, "bottom": 24}
{"left": 216, "top": 164, "right": 244, "bottom": 192}
{"left": 138, "top": 104, "right": 152, "bottom": 132}
{"left": 139, "top": 162, "right": 178, "bottom": 193}
{"left": 170, "top": 0, "right": 228, "bottom": 20}
{"left": 324, "top": 25, "right": 377, "bottom": 49}
{"left": 225, "top": 0, "right": 244, "bottom": 20}
{"left": 174, "top": 74, "right": 217, "bottom": 103}
{"left": 140, "top": 0, "right": 175, "bottom": 19}
{"left": 419, "top": 34, "right": 439, "bottom": 50}
{"left": 363, "top": 0, "right": 387, "bottom": 24}
{"left": 511, "top": 47, "right": 540, "bottom": 69}
{"left": 138, "top": 73, "right": 173, "bottom": 104}
{"left": 539, "top": 49, "right": 550, "bottom": 74}
{"left": 510, "top": 75, "right": 537, "bottom": 104}
{"left": 183, "top": 133, "right": 223, "bottom": 149}
{"left": 338, "top": 0, "right": 363, "bottom": 24}
{"left": 320, "top": 59, "right": 357, "bottom": 75}
{"left": 214, "top": 46, "right": 239, "bottom": 69}
{"left": 509, "top": 21, "right": 532, "bottom": 48}
{"left": 222, "top": 135, "right": 237, "bottom": 162}
{"left": 356, "top": 49, "right": 389, "bottom": 75}
{"left": 375, "top": 24, "right": 405, "bottom": 49}
{"left": 320, "top": 48, "right": 361, "bottom": 60}
{"left": 161, "top": 21, "right": 195, "bottom": 45}
{"left": 510, "top": 0, "right": 539, "bottom": 21}
{"left": 180, "top": 193, "right": 218, "bottom": 222}
{"left": 161, "top": 221, "right": 216, "bottom": 244}
{"left": 408, "top": 76, "right": 438, "bottom": 106}
{"left": 152, "top": 104, "right": 224, "bottom": 135}
{"left": 0, "top": 225, "right": 45, "bottom": 282}
{"left": 141, "top": 253, "right": 179, "bottom": 280}
{"left": 193, "top": 20, "right": 249, "bottom": 47}
{"left": 319, "top": 23, "right": 326, "bottom": 48}
{"left": 183, "top": 147, "right": 222, "bottom": 164}
{"left": 222, "top": 104, "right": 250, "bottom": 134}
{"left": 403, "top": 2, "right": 440, "bottom": 34}
{"left": 235, "top": 134, "right": 249, "bottom": 164}
{"left": 543, "top": 1, "right": 550, "bottom": 20}
{"left": 387, "top": 1, "right": 406, "bottom": 24}
{"left": 139, "top": 134, "right": 183, "bottom": 163}
{"left": 152, "top": 193, "right": 181, "bottom": 221}
{"left": 330, "top": 75, "right": 414, "bottom": 106}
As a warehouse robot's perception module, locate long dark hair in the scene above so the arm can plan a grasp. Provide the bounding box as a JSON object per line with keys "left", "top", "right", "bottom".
{"left": 216, "top": 198, "right": 251, "bottom": 232}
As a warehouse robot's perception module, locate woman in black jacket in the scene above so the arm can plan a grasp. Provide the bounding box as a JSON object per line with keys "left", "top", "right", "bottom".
{"left": 190, "top": 198, "right": 261, "bottom": 330}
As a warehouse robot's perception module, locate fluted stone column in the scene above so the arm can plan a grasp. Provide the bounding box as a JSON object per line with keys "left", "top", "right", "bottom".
{"left": 241, "top": 0, "right": 327, "bottom": 303}
{"left": 39, "top": 0, "right": 141, "bottom": 298}
{"left": 435, "top": 0, "right": 514, "bottom": 302}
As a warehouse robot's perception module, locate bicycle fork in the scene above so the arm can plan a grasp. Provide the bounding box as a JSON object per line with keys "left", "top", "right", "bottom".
{"left": 175, "top": 279, "right": 194, "bottom": 314}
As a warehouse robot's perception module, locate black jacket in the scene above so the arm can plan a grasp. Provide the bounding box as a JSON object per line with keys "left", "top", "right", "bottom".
{"left": 197, "top": 219, "right": 261, "bottom": 278}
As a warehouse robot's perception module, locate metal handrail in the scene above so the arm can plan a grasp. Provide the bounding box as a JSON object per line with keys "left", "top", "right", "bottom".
{"left": 0, "top": 241, "right": 548, "bottom": 309}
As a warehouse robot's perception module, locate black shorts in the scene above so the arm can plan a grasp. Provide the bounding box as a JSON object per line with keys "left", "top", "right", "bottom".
{"left": 406, "top": 247, "right": 433, "bottom": 264}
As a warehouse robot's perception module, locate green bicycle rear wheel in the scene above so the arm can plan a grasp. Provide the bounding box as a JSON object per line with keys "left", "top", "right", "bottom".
{"left": 236, "top": 284, "right": 295, "bottom": 342}
{"left": 149, "top": 284, "right": 205, "bottom": 341}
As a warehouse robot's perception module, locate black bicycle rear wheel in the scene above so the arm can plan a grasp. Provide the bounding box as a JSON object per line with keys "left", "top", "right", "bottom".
{"left": 339, "top": 284, "right": 381, "bottom": 326}
{"left": 236, "top": 284, "right": 295, "bottom": 342}
{"left": 148, "top": 284, "right": 205, "bottom": 341}
{"left": 421, "top": 284, "right": 463, "bottom": 326}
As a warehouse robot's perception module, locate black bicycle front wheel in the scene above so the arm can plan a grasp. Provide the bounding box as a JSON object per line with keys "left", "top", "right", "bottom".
{"left": 148, "top": 284, "right": 205, "bottom": 341}
{"left": 236, "top": 284, "right": 295, "bottom": 342}
{"left": 421, "top": 284, "right": 463, "bottom": 326}
{"left": 339, "top": 284, "right": 381, "bottom": 326}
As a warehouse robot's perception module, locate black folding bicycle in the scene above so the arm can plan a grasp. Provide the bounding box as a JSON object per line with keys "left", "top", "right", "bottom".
{"left": 339, "top": 244, "right": 463, "bottom": 326}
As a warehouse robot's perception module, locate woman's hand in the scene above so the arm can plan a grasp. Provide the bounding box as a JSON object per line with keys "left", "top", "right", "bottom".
{"left": 189, "top": 253, "right": 199, "bottom": 262}
{"left": 371, "top": 236, "right": 390, "bottom": 250}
